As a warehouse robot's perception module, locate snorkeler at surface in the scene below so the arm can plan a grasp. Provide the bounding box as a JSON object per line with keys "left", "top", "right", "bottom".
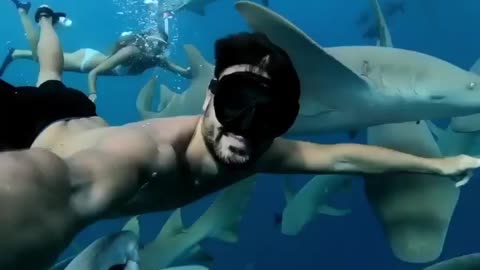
{"left": 0, "top": 4, "right": 479, "bottom": 269}
{"left": 1, "top": 0, "right": 192, "bottom": 103}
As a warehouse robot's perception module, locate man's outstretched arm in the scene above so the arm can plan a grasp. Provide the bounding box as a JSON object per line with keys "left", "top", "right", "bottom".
{"left": 258, "top": 139, "right": 480, "bottom": 177}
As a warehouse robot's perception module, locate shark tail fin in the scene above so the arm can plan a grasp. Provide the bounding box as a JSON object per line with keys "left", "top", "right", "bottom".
{"left": 136, "top": 76, "right": 159, "bottom": 119}
{"left": 155, "top": 209, "right": 186, "bottom": 242}
{"left": 192, "top": 177, "right": 256, "bottom": 243}
{"left": 122, "top": 216, "right": 141, "bottom": 236}
{"left": 158, "top": 84, "right": 176, "bottom": 112}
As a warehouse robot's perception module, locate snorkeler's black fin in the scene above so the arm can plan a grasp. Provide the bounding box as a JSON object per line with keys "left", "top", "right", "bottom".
{"left": 11, "top": 0, "right": 31, "bottom": 13}
{"left": 0, "top": 48, "right": 14, "bottom": 78}
{"left": 35, "top": 6, "right": 67, "bottom": 25}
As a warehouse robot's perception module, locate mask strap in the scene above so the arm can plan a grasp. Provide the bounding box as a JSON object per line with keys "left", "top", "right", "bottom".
{"left": 208, "top": 78, "right": 218, "bottom": 94}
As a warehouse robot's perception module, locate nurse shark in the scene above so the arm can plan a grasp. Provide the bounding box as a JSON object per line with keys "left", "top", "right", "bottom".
{"left": 137, "top": 1, "right": 480, "bottom": 137}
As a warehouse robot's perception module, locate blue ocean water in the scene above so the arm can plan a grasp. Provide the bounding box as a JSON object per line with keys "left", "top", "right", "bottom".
{"left": 0, "top": 0, "right": 480, "bottom": 269}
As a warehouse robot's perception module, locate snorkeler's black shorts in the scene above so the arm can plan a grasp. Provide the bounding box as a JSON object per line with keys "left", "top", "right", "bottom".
{"left": 0, "top": 79, "right": 97, "bottom": 151}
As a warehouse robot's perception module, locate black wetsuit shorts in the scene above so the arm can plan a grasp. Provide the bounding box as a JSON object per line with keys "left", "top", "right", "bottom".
{"left": 0, "top": 79, "right": 97, "bottom": 151}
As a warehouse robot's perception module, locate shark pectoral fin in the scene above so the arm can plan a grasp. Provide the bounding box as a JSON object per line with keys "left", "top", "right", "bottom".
{"left": 282, "top": 175, "right": 296, "bottom": 203}
{"left": 158, "top": 84, "right": 176, "bottom": 112}
{"left": 155, "top": 209, "right": 185, "bottom": 242}
{"left": 122, "top": 216, "right": 140, "bottom": 236}
{"left": 235, "top": 1, "right": 371, "bottom": 112}
{"left": 136, "top": 76, "right": 159, "bottom": 120}
{"left": 317, "top": 205, "right": 351, "bottom": 216}
{"left": 450, "top": 114, "right": 480, "bottom": 133}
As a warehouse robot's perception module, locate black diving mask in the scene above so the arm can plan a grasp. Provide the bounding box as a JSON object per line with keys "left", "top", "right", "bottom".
{"left": 210, "top": 72, "right": 299, "bottom": 140}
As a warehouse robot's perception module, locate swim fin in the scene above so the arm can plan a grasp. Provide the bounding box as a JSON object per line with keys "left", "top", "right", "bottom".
{"left": 0, "top": 48, "right": 14, "bottom": 78}
{"left": 34, "top": 5, "right": 69, "bottom": 26}
{"left": 10, "top": 0, "right": 31, "bottom": 13}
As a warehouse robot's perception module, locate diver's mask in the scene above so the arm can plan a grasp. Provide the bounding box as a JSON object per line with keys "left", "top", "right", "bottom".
{"left": 210, "top": 72, "right": 299, "bottom": 140}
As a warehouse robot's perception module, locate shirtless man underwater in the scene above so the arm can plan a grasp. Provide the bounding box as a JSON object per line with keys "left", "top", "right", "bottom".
{"left": 0, "top": 5, "right": 479, "bottom": 270}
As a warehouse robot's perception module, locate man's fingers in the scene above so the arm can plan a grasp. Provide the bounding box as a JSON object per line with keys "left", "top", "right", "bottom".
{"left": 455, "top": 170, "right": 473, "bottom": 188}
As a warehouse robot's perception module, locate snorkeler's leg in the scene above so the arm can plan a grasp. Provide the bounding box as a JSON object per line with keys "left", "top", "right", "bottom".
{"left": 88, "top": 46, "right": 139, "bottom": 101}
{"left": 14, "top": 3, "right": 40, "bottom": 60}
{"left": 8, "top": 49, "right": 107, "bottom": 72}
{"left": 36, "top": 13, "right": 63, "bottom": 86}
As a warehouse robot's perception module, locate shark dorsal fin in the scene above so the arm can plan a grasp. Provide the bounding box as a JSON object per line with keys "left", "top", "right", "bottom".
{"left": 121, "top": 216, "right": 140, "bottom": 236}
{"left": 370, "top": 0, "right": 393, "bottom": 47}
{"left": 469, "top": 58, "right": 480, "bottom": 75}
{"left": 156, "top": 209, "right": 185, "bottom": 242}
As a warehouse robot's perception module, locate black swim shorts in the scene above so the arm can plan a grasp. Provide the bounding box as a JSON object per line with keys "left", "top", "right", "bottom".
{"left": 0, "top": 79, "right": 97, "bottom": 150}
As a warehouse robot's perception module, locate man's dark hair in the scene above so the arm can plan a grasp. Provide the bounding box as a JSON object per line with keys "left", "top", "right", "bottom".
{"left": 213, "top": 32, "right": 300, "bottom": 100}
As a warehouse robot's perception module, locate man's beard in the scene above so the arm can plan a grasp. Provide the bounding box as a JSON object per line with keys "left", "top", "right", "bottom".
{"left": 202, "top": 128, "right": 253, "bottom": 170}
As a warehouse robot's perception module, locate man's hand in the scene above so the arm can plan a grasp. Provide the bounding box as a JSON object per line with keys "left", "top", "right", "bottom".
{"left": 438, "top": 155, "right": 480, "bottom": 187}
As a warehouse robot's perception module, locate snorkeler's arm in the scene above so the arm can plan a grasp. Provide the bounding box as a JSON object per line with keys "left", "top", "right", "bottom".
{"left": 88, "top": 46, "right": 139, "bottom": 95}
{"left": 158, "top": 58, "right": 192, "bottom": 79}
{"left": 257, "top": 138, "right": 480, "bottom": 176}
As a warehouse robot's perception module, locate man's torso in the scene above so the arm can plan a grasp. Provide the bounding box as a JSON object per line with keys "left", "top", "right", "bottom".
{"left": 32, "top": 115, "right": 257, "bottom": 216}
